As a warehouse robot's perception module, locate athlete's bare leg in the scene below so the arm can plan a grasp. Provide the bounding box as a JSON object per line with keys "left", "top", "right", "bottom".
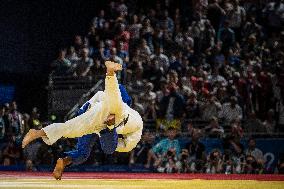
{"left": 22, "top": 129, "right": 46, "bottom": 148}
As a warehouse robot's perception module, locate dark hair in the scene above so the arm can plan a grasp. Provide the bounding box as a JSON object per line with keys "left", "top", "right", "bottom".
{"left": 167, "top": 126, "right": 176, "bottom": 131}
{"left": 248, "top": 137, "right": 255, "bottom": 143}
{"left": 142, "top": 129, "right": 150, "bottom": 135}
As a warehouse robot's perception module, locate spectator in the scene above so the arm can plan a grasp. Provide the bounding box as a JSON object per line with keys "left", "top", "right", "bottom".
{"left": 160, "top": 10, "right": 174, "bottom": 33}
{"left": 263, "top": 109, "right": 276, "bottom": 134}
{"left": 117, "top": 41, "right": 129, "bottom": 64}
{"left": 179, "top": 149, "right": 191, "bottom": 173}
{"left": 143, "top": 59, "right": 164, "bottom": 88}
{"left": 245, "top": 138, "right": 265, "bottom": 169}
{"left": 87, "top": 26, "right": 98, "bottom": 50}
{"left": 183, "top": 28, "right": 195, "bottom": 50}
{"left": 223, "top": 124, "right": 244, "bottom": 173}
{"left": 147, "top": 9, "right": 158, "bottom": 28}
{"left": 51, "top": 48, "right": 72, "bottom": 76}
{"left": 91, "top": 59, "right": 105, "bottom": 77}
{"left": 204, "top": 116, "right": 224, "bottom": 138}
{"left": 116, "top": 0, "right": 128, "bottom": 17}
{"left": 155, "top": 80, "right": 170, "bottom": 103}
{"left": 99, "top": 22, "right": 113, "bottom": 40}
{"left": 8, "top": 101, "right": 23, "bottom": 142}
{"left": 97, "top": 40, "right": 110, "bottom": 60}
{"left": 141, "top": 18, "right": 154, "bottom": 51}
{"left": 243, "top": 155, "right": 261, "bottom": 174}
{"left": 114, "top": 23, "right": 130, "bottom": 51}
{"left": 217, "top": 20, "right": 236, "bottom": 51}
{"left": 226, "top": 0, "right": 246, "bottom": 40}
{"left": 262, "top": 0, "right": 284, "bottom": 34}
{"left": 159, "top": 79, "right": 185, "bottom": 120}
{"left": 145, "top": 127, "right": 181, "bottom": 168}
{"left": 150, "top": 47, "right": 169, "bottom": 73}
{"left": 156, "top": 150, "right": 181, "bottom": 173}
{"left": 2, "top": 137, "right": 20, "bottom": 166}
{"left": 201, "top": 94, "right": 222, "bottom": 121}
{"left": 140, "top": 82, "right": 156, "bottom": 105}
{"left": 128, "top": 14, "right": 142, "bottom": 41}
{"left": 208, "top": 45, "right": 225, "bottom": 69}
{"left": 216, "top": 87, "right": 230, "bottom": 104}
{"left": 184, "top": 91, "right": 201, "bottom": 119}
{"left": 219, "top": 96, "right": 243, "bottom": 123}
{"left": 131, "top": 95, "right": 145, "bottom": 116}
{"left": 241, "top": 16, "right": 262, "bottom": 40}
{"left": 206, "top": 149, "right": 223, "bottom": 173}
{"left": 143, "top": 100, "right": 157, "bottom": 120}
{"left": 200, "top": 20, "right": 216, "bottom": 52}
{"left": 66, "top": 46, "right": 80, "bottom": 65}
{"left": 185, "top": 121, "right": 194, "bottom": 135}
{"left": 92, "top": 9, "right": 106, "bottom": 30}
{"left": 184, "top": 129, "right": 206, "bottom": 173}
{"left": 73, "top": 35, "right": 84, "bottom": 54}
{"left": 129, "top": 130, "right": 154, "bottom": 165}
{"left": 138, "top": 39, "right": 152, "bottom": 58}
{"left": 168, "top": 52, "right": 183, "bottom": 74}
{"left": 208, "top": 67, "right": 227, "bottom": 86}
{"left": 207, "top": 0, "right": 226, "bottom": 32}
{"left": 74, "top": 48, "right": 94, "bottom": 77}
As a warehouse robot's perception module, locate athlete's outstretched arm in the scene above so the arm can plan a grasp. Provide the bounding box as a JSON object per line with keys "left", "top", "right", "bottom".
{"left": 103, "top": 61, "right": 124, "bottom": 116}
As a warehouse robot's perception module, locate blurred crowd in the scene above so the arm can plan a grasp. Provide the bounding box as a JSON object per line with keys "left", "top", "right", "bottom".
{"left": 1, "top": 0, "right": 284, "bottom": 174}
{"left": 51, "top": 0, "right": 284, "bottom": 134}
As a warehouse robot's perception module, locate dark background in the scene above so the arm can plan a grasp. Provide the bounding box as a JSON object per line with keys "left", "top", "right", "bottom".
{"left": 0, "top": 0, "right": 103, "bottom": 118}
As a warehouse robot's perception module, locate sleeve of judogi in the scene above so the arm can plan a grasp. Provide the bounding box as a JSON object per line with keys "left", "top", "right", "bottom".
{"left": 77, "top": 91, "right": 105, "bottom": 116}
{"left": 86, "top": 91, "right": 105, "bottom": 107}
{"left": 104, "top": 74, "right": 124, "bottom": 121}
{"left": 115, "top": 128, "right": 143, "bottom": 152}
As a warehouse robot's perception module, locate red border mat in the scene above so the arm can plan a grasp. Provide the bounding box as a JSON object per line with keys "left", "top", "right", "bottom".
{"left": 0, "top": 171, "right": 284, "bottom": 181}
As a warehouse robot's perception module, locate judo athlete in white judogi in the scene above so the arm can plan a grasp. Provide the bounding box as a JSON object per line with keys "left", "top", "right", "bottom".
{"left": 22, "top": 61, "right": 143, "bottom": 179}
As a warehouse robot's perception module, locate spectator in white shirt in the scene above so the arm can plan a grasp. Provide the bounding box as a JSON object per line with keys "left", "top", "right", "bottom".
{"left": 219, "top": 96, "right": 242, "bottom": 123}
{"left": 245, "top": 138, "right": 265, "bottom": 166}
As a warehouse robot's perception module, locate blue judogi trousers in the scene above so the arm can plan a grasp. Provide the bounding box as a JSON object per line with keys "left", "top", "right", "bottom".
{"left": 64, "top": 84, "right": 131, "bottom": 165}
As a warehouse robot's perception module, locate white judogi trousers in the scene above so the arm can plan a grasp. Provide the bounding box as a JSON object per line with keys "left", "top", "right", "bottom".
{"left": 42, "top": 74, "right": 143, "bottom": 152}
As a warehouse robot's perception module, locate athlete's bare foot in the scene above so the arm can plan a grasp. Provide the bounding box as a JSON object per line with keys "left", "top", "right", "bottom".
{"left": 105, "top": 61, "right": 122, "bottom": 75}
{"left": 53, "top": 158, "right": 64, "bottom": 180}
{"left": 22, "top": 129, "right": 45, "bottom": 148}
{"left": 52, "top": 157, "right": 72, "bottom": 180}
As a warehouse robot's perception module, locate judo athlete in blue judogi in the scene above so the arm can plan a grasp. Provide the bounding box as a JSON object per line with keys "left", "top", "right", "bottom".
{"left": 22, "top": 61, "right": 143, "bottom": 180}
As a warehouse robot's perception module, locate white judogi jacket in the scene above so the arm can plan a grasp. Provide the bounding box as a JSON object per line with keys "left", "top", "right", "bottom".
{"left": 42, "top": 75, "right": 143, "bottom": 152}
